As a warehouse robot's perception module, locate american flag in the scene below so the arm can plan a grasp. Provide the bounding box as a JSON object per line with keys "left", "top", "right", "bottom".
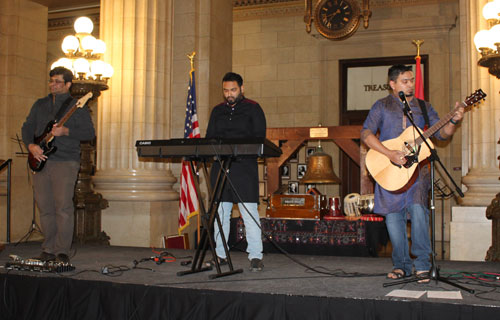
{"left": 178, "top": 69, "right": 200, "bottom": 234}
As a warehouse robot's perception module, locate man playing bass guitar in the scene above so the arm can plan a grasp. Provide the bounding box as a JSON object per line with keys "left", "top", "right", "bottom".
{"left": 21, "top": 67, "right": 95, "bottom": 264}
{"left": 361, "top": 64, "right": 463, "bottom": 283}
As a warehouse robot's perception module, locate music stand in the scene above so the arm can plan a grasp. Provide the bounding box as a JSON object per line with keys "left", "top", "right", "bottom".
{"left": 15, "top": 186, "right": 43, "bottom": 245}
{"left": 434, "top": 179, "right": 454, "bottom": 260}
{"left": 382, "top": 93, "right": 481, "bottom": 293}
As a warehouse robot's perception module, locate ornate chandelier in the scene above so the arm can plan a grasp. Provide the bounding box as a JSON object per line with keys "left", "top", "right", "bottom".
{"left": 474, "top": 0, "right": 500, "bottom": 79}
{"left": 50, "top": 16, "right": 113, "bottom": 98}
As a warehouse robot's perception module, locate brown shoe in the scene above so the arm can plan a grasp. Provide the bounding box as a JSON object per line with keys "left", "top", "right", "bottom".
{"left": 36, "top": 252, "right": 56, "bottom": 262}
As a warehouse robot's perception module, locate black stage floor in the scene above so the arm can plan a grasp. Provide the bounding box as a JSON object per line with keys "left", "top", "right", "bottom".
{"left": 1, "top": 242, "right": 500, "bottom": 320}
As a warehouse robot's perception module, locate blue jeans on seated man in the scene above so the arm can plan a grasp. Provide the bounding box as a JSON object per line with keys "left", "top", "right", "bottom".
{"left": 385, "top": 203, "right": 431, "bottom": 276}
{"left": 214, "top": 202, "right": 263, "bottom": 261}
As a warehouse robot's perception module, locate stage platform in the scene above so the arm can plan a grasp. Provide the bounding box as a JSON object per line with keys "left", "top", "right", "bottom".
{"left": 0, "top": 242, "right": 499, "bottom": 320}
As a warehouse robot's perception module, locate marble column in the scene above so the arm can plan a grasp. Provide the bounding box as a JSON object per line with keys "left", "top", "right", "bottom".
{"left": 93, "top": 0, "right": 178, "bottom": 247}
{"left": 450, "top": 0, "right": 500, "bottom": 261}
{"left": 459, "top": 0, "right": 500, "bottom": 206}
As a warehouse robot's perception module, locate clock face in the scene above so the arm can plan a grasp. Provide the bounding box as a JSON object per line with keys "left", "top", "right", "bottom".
{"left": 314, "top": 0, "right": 361, "bottom": 40}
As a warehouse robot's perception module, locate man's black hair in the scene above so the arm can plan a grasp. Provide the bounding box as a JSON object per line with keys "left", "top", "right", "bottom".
{"left": 50, "top": 67, "right": 74, "bottom": 83}
{"left": 388, "top": 64, "right": 412, "bottom": 82}
{"left": 222, "top": 72, "right": 243, "bottom": 87}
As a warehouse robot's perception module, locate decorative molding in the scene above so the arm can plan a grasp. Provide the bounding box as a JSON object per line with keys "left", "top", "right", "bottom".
{"left": 48, "top": 13, "right": 99, "bottom": 30}
{"left": 233, "top": 0, "right": 457, "bottom": 20}
{"left": 233, "top": 0, "right": 297, "bottom": 6}
{"left": 233, "top": 0, "right": 455, "bottom": 7}
{"left": 234, "top": 2, "right": 303, "bottom": 21}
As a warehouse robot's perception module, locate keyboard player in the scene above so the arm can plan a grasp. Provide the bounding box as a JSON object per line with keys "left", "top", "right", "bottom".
{"left": 205, "top": 72, "right": 266, "bottom": 272}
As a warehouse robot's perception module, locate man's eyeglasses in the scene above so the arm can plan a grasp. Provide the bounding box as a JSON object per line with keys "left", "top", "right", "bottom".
{"left": 48, "top": 79, "right": 65, "bottom": 84}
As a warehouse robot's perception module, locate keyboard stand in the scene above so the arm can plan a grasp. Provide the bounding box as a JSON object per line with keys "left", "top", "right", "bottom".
{"left": 177, "top": 157, "right": 244, "bottom": 279}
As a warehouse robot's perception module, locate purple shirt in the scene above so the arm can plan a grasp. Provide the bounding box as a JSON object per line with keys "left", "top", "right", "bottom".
{"left": 362, "top": 94, "right": 445, "bottom": 214}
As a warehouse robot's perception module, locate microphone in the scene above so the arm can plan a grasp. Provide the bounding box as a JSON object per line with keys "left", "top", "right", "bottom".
{"left": 398, "top": 91, "right": 412, "bottom": 115}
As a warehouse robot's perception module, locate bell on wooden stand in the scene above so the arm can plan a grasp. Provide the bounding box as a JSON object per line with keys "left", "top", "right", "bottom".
{"left": 300, "top": 143, "right": 341, "bottom": 184}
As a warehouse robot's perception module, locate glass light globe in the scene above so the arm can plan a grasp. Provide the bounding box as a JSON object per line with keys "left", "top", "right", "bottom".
{"left": 490, "top": 24, "right": 500, "bottom": 48}
{"left": 50, "top": 61, "right": 60, "bottom": 70}
{"left": 74, "top": 58, "right": 90, "bottom": 74}
{"left": 93, "top": 40, "right": 106, "bottom": 55}
{"left": 102, "top": 62, "right": 114, "bottom": 78}
{"left": 91, "top": 60, "right": 106, "bottom": 75}
{"left": 483, "top": 1, "right": 500, "bottom": 20}
{"left": 81, "top": 35, "right": 96, "bottom": 53}
{"left": 74, "top": 17, "right": 93, "bottom": 34}
{"left": 53, "top": 58, "right": 74, "bottom": 71}
{"left": 61, "top": 35, "right": 79, "bottom": 54}
{"left": 474, "top": 29, "right": 492, "bottom": 51}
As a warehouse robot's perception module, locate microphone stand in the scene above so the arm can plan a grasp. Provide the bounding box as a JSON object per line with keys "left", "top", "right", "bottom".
{"left": 383, "top": 94, "right": 473, "bottom": 293}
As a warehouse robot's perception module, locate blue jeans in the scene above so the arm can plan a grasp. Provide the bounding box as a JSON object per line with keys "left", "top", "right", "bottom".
{"left": 214, "top": 202, "right": 263, "bottom": 260}
{"left": 385, "top": 204, "right": 431, "bottom": 275}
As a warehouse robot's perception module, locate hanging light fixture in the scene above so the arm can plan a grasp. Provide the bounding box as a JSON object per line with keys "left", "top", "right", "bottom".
{"left": 51, "top": 16, "right": 113, "bottom": 99}
{"left": 50, "top": 16, "right": 113, "bottom": 244}
{"left": 474, "top": 0, "right": 500, "bottom": 78}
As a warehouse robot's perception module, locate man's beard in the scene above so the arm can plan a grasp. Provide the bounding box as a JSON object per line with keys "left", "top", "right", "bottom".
{"left": 225, "top": 93, "right": 243, "bottom": 105}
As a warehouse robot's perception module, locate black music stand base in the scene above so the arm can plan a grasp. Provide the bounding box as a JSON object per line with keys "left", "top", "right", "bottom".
{"left": 383, "top": 265, "right": 475, "bottom": 293}
{"left": 177, "top": 266, "right": 243, "bottom": 279}
{"left": 16, "top": 196, "right": 42, "bottom": 246}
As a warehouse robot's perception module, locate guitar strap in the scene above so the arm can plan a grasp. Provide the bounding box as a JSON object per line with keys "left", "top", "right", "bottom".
{"left": 54, "top": 96, "right": 74, "bottom": 122}
{"left": 417, "top": 98, "right": 430, "bottom": 131}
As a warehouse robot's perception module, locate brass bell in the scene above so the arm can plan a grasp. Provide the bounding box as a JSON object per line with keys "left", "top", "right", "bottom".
{"left": 300, "top": 145, "right": 341, "bottom": 184}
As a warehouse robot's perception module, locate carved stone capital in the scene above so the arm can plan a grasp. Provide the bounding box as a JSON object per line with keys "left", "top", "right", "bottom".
{"left": 93, "top": 169, "right": 178, "bottom": 202}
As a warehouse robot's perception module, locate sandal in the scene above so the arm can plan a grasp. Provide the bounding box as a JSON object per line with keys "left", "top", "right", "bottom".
{"left": 416, "top": 271, "right": 431, "bottom": 284}
{"left": 386, "top": 268, "right": 406, "bottom": 280}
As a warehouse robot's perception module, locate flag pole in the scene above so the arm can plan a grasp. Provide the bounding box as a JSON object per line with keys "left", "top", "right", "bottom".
{"left": 187, "top": 51, "right": 200, "bottom": 245}
{"left": 412, "top": 39, "right": 424, "bottom": 58}
{"left": 412, "top": 39, "right": 425, "bottom": 101}
{"left": 187, "top": 51, "right": 196, "bottom": 72}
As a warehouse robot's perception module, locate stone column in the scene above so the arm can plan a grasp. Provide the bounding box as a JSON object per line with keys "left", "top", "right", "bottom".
{"left": 459, "top": 0, "right": 500, "bottom": 206}
{"left": 93, "top": 0, "right": 178, "bottom": 247}
{"left": 450, "top": 0, "right": 500, "bottom": 261}
{"left": 93, "top": 0, "right": 234, "bottom": 247}
{"left": 0, "top": 0, "right": 47, "bottom": 242}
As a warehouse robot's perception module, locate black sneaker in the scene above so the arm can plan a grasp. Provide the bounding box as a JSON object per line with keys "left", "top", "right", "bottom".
{"left": 205, "top": 257, "right": 228, "bottom": 268}
{"left": 36, "top": 252, "right": 56, "bottom": 262}
{"left": 56, "top": 253, "right": 70, "bottom": 264}
{"left": 249, "top": 258, "right": 263, "bottom": 272}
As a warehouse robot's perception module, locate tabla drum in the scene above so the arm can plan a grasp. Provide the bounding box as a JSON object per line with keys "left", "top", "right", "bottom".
{"left": 358, "top": 194, "right": 375, "bottom": 214}
{"left": 343, "top": 193, "right": 360, "bottom": 217}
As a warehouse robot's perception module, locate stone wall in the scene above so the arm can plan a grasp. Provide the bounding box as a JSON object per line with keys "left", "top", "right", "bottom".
{"left": 232, "top": 0, "right": 462, "bottom": 248}
{"left": 0, "top": 0, "right": 48, "bottom": 243}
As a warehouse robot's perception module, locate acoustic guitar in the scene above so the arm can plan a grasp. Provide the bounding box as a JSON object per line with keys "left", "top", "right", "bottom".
{"left": 28, "top": 92, "right": 93, "bottom": 173}
{"left": 365, "top": 89, "right": 486, "bottom": 191}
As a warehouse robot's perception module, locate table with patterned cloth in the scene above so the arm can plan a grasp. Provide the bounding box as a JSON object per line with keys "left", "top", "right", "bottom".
{"left": 228, "top": 215, "right": 388, "bottom": 257}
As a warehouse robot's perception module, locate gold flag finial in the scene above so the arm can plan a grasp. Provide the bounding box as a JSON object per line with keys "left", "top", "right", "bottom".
{"left": 412, "top": 40, "right": 424, "bottom": 58}
{"left": 187, "top": 51, "right": 196, "bottom": 71}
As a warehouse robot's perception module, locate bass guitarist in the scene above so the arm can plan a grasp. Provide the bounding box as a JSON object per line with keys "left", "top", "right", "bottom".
{"left": 361, "top": 64, "right": 463, "bottom": 283}
{"left": 21, "top": 67, "right": 95, "bottom": 264}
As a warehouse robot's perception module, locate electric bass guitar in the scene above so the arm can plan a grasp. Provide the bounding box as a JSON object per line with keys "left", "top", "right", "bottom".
{"left": 28, "top": 92, "right": 93, "bottom": 173}
{"left": 365, "top": 89, "right": 486, "bottom": 191}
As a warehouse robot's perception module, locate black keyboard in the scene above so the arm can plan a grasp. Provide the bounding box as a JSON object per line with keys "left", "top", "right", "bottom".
{"left": 135, "top": 138, "right": 281, "bottom": 158}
